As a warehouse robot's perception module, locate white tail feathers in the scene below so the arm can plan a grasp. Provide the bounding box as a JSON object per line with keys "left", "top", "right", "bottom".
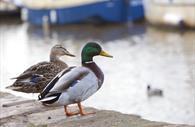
{"left": 38, "top": 96, "right": 56, "bottom": 102}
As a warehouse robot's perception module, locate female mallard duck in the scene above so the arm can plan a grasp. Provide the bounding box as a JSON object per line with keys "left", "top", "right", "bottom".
{"left": 8, "top": 44, "right": 75, "bottom": 93}
{"left": 38, "top": 42, "right": 113, "bottom": 116}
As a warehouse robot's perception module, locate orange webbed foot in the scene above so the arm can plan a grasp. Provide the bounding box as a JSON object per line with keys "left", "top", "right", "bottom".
{"left": 64, "top": 105, "right": 79, "bottom": 117}
{"left": 77, "top": 102, "right": 95, "bottom": 116}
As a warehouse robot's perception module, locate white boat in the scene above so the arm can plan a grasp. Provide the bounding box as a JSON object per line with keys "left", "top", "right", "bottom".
{"left": 0, "top": 0, "right": 20, "bottom": 16}
{"left": 143, "top": 0, "right": 195, "bottom": 27}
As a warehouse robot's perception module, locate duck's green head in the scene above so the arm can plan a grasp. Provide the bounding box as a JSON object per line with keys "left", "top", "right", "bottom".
{"left": 82, "top": 42, "right": 113, "bottom": 64}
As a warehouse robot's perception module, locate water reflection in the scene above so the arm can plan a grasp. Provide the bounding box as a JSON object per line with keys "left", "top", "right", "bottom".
{"left": 26, "top": 22, "right": 145, "bottom": 42}
{"left": 0, "top": 19, "right": 194, "bottom": 125}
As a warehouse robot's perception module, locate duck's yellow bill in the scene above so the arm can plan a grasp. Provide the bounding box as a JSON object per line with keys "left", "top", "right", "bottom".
{"left": 100, "top": 50, "right": 113, "bottom": 58}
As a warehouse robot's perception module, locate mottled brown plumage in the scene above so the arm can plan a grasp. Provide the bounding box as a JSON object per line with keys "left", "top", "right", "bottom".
{"left": 8, "top": 44, "right": 75, "bottom": 93}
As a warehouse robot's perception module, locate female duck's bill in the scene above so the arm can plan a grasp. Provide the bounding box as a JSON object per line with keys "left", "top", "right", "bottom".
{"left": 38, "top": 42, "right": 113, "bottom": 117}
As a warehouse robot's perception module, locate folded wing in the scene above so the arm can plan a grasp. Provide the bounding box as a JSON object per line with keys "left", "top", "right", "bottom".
{"left": 38, "top": 66, "right": 90, "bottom": 100}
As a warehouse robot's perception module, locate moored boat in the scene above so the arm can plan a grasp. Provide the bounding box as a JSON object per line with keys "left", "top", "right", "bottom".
{"left": 143, "top": 0, "right": 195, "bottom": 28}
{"left": 20, "top": 0, "right": 144, "bottom": 25}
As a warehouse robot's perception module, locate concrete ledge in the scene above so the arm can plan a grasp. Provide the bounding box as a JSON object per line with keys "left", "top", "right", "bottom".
{"left": 0, "top": 92, "right": 194, "bottom": 127}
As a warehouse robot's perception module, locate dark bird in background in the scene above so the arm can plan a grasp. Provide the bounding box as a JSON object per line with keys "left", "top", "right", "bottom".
{"left": 147, "top": 84, "right": 163, "bottom": 97}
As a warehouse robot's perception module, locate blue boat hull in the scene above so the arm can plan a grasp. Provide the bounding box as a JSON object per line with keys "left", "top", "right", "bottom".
{"left": 23, "top": 0, "right": 144, "bottom": 25}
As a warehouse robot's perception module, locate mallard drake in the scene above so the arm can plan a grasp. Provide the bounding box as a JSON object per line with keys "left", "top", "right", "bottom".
{"left": 147, "top": 85, "right": 163, "bottom": 97}
{"left": 8, "top": 44, "right": 75, "bottom": 93}
{"left": 38, "top": 42, "right": 113, "bottom": 116}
